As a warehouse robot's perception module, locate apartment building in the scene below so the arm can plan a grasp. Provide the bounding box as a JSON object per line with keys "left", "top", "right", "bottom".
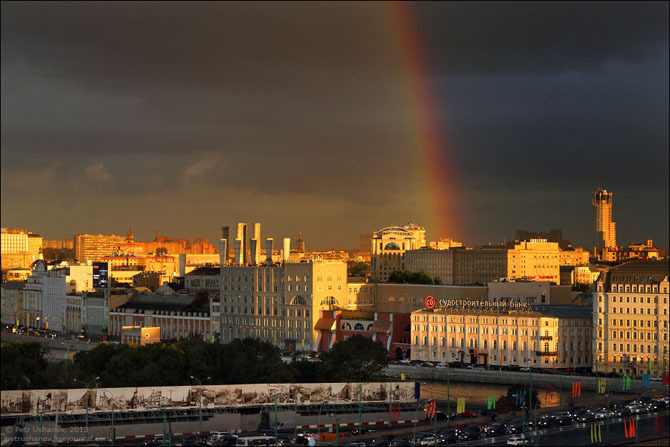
{"left": 215, "top": 260, "right": 347, "bottom": 350}
{"left": 593, "top": 259, "right": 669, "bottom": 377}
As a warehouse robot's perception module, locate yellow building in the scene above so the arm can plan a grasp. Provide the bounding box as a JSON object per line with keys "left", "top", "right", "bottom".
{"left": 371, "top": 223, "right": 426, "bottom": 282}
{"left": 411, "top": 304, "right": 592, "bottom": 370}
{"left": 559, "top": 247, "right": 591, "bottom": 266}
{"left": 1, "top": 228, "right": 42, "bottom": 270}
{"left": 594, "top": 259, "right": 669, "bottom": 377}
{"left": 216, "top": 260, "right": 347, "bottom": 350}
{"left": 74, "top": 233, "right": 126, "bottom": 263}
{"left": 347, "top": 279, "right": 375, "bottom": 309}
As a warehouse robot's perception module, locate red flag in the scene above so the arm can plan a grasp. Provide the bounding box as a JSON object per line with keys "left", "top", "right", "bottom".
{"left": 630, "top": 419, "right": 635, "bottom": 438}
{"left": 624, "top": 419, "right": 629, "bottom": 438}
{"left": 578, "top": 382, "right": 581, "bottom": 397}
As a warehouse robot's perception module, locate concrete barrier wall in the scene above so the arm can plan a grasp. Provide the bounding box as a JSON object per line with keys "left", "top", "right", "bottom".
{"left": 386, "top": 365, "right": 667, "bottom": 394}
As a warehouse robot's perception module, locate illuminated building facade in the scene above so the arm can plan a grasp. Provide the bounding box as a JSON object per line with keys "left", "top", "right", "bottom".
{"left": 592, "top": 186, "right": 617, "bottom": 252}
{"left": 593, "top": 259, "right": 669, "bottom": 377}
{"left": 371, "top": 223, "right": 426, "bottom": 282}
{"left": 215, "top": 260, "right": 347, "bottom": 350}
{"left": 411, "top": 305, "right": 592, "bottom": 370}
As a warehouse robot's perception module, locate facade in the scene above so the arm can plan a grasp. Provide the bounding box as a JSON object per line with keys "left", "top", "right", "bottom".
{"left": 371, "top": 223, "right": 426, "bottom": 282}
{"left": 315, "top": 310, "right": 412, "bottom": 359}
{"left": 0, "top": 282, "right": 26, "bottom": 326}
{"left": 405, "top": 239, "right": 560, "bottom": 286}
{"left": 184, "top": 267, "right": 220, "bottom": 294}
{"left": 216, "top": 260, "right": 347, "bottom": 350}
{"left": 347, "top": 279, "right": 375, "bottom": 309}
{"left": 74, "top": 233, "right": 127, "bottom": 263}
{"left": 559, "top": 247, "right": 591, "bottom": 266}
{"left": 1, "top": 228, "right": 42, "bottom": 270}
{"left": 592, "top": 187, "right": 617, "bottom": 252}
{"left": 110, "top": 292, "right": 211, "bottom": 341}
{"left": 593, "top": 259, "right": 669, "bottom": 377}
{"left": 411, "top": 305, "right": 592, "bottom": 370}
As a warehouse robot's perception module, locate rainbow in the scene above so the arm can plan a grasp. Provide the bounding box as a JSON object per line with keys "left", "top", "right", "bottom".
{"left": 388, "top": 2, "right": 464, "bottom": 242}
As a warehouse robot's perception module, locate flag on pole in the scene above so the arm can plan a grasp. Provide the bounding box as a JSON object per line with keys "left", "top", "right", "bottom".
{"left": 642, "top": 374, "right": 650, "bottom": 387}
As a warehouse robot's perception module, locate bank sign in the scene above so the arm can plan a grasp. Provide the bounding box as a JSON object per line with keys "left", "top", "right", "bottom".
{"left": 425, "top": 295, "right": 531, "bottom": 311}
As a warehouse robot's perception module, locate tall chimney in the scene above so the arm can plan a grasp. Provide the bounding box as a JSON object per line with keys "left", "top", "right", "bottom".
{"left": 250, "top": 238, "right": 259, "bottom": 266}
{"left": 234, "top": 238, "right": 243, "bottom": 266}
{"left": 283, "top": 238, "right": 291, "bottom": 263}
{"left": 265, "top": 238, "right": 274, "bottom": 265}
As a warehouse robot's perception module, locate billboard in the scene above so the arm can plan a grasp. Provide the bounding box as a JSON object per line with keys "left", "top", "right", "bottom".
{"left": 0, "top": 382, "right": 417, "bottom": 416}
{"left": 92, "top": 262, "right": 109, "bottom": 289}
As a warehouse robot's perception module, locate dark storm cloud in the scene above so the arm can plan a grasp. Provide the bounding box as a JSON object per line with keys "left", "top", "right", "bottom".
{"left": 411, "top": 1, "right": 669, "bottom": 75}
{"left": 1, "top": 2, "right": 668, "bottom": 248}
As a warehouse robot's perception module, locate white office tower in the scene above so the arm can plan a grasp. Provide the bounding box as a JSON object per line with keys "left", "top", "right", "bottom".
{"left": 253, "top": 223, "right": 261, "bottom": 264}
{"left": 234, "top": 238, "right": 243, "bottom": 266}
{"left": 283, "top": 238, "right": 291, "bottom": 262}
{"left": 250, "top": 239, "right": 259, "bottom": 266}
{"left": 236, "top": 222, "right": 247, "bottom": 264}
{"left": 265, "top": 238, "right": 274, "bottom": 265}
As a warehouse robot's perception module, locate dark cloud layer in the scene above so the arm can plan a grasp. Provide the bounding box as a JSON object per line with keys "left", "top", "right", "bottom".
{"left": 1, "top": 2, "right": 668, "bottom": 249}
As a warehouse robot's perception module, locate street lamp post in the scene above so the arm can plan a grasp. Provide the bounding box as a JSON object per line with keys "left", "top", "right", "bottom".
{"left": 317, "top": 400, "right": 328, "bottom": 446}
{"left": 101, "top": 391, "right": 114, "bottom": 446}
{"left": 74, "top": 376, "right": 100, "bottom": 437}
{"left": 190, "top": 376, "right": 210, "bottom": 435}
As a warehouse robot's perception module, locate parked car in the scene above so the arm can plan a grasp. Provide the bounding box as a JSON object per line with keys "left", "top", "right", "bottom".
{"left": 520, "top": 367, "right": 530, "bottom": 372}
{"left": 507, "top": 435, "right": 529, "bottom": 446}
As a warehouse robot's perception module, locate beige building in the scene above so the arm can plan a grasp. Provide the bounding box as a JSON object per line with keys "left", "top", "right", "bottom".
{"left": 594, "top": 259, "right": 669, "bottom": 377}
{"left": 371, "top": 223, "right": 426, "bottom": 282}
{"left": 74, "top": 233, "right": 126, "bottom": 263}
{"left": 411, "top": 304, "right": 592, "bottom": 370}
{"left": 347, "top": 278, "right": 376, "bottom": 309}
{"left": 216, "top": 260, "right": 347, "bottom": 350}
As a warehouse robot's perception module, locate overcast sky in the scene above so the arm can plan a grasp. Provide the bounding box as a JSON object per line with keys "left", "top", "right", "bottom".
{"left": 2, "top": 1, "right": 668, "bottom": 250}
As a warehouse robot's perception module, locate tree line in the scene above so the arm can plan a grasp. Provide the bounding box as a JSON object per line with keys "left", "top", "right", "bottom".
{"left": 1, "top": 335, "right": 389, "bottom": 390}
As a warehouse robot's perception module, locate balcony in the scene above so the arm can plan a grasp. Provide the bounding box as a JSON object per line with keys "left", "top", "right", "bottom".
{"left": 540, "top": 335, "right": 553, "bottom": 340}
{"left": 536, "top": 351, "right": 558, "bottom": 357}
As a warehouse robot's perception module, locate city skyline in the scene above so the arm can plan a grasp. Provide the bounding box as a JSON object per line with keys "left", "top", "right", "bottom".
{"left": 2, "top": 2, "right": 668, "bottom": 250}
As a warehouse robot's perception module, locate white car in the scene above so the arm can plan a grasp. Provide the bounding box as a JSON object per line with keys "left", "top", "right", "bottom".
{"left": 507, "top": 435, "right": 529, "bottom": 446}
{"left": 520, "top": 367, "right": 531, "bottom": 372}
{"left": 650, "top": 376, "right": 661, "bottom": 381}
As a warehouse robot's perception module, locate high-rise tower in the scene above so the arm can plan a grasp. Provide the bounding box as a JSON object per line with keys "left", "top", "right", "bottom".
{"left": 236, "top": 223, "right": 248, "bottom": 265}
{"left": 592, "top": 186, "right": 616, "bottom": 251}
{"left": 253, "top": 223, "right": 261, "bottom": 264}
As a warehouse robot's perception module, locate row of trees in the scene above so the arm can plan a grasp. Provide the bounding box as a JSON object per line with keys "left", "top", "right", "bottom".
{"left": 1, "top": 335, "right": 389, "bottom": 390}
{"left": 388, "top": 269, "right": 442, "bottom": 284}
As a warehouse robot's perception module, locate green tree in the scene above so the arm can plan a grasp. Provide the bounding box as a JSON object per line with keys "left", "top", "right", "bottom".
{"left": 319, "top": 335, "right": 388, "bottom": 381}
{"left": 347, "top": 261, "right": 370, "bottom": 277}
{"left": 1, "top": 342, "right": 49, "bottom": 389}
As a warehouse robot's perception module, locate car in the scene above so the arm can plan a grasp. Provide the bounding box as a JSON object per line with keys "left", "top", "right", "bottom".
{"left": 466, "top": 365, "right": 484, "bottom": 370}
{"left": 507, "top": 435, "right": 529, "bottom": 446}
{"left": 483, "top": 424, "right": 507, "bottom": 437}
{"left": 520, "top": 367, "right": 530, "bottom": 372}
{"left": 143, "top": 438, "right": 163, "bottom": 447}
{"left": 389, "top": 438, "right": 412, "bottom": 447}
{"left": 594, "top": 410, "right": 614, "bottom": 420}
{"left": 370, "top": 435, "right": 395, "bottom": 446}
{"left": 505, "top": 422, "right": 524, "bottom": 434}
{"left": 575, "top": 412, "right": 595, "bottom": 423}
{"left": 459, "top": 411, "right": 478, "bottom": 418}
{"left": 650, "top": 375, "right": 662, "bottom": 382}
{"left": 458, "top": 428, "right": 481, "bottom": 441}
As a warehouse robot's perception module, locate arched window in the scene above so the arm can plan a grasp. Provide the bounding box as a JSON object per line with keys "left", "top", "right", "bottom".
{"left": 384, "top": 242, "right": 400, "bottom": 250}
{"left": 367, "top": 323, "right": 373, "bottom": 331}
{"left": 341, "top": 322, "right": 351, "bottom": 330}
{"left": 354, "top": 323, "right": 364, "bottom": 331}
{"left": 320, "top": 296, "right": 337, "bottom": 306}
{"left": 291, "top": 296, "right": 307, "bottom": 305}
